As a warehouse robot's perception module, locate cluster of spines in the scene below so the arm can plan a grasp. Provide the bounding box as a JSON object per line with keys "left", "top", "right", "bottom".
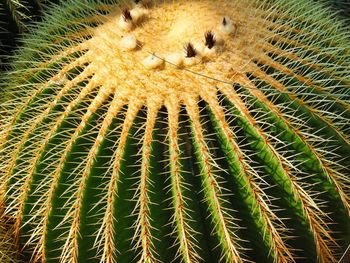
{"left": 0, "top": 206, "right": 20, "bottom": 263}
{"left": 116, "top": 1, "right": 236, "bottom": 69}
{"left": 0, "top": 0, "right": 63, "bottom": 66}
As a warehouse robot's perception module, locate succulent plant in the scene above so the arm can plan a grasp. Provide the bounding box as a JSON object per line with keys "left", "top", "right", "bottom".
{"left": 0, "top": 0, "right": 40, "bottom": 54}
{"left": 320, "top": 0, "right": 350, "bottom": 22}
{"left": 1, "top": 0, "right": 350, "bottom": 262}
{"left": 0, "top": 0, "right": 61, "bottom": 72}
{"left": 0, "top": 212, "right": 18, "bottom": 263}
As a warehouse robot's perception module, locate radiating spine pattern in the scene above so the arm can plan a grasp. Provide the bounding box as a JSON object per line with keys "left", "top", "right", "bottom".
{"left": 0, "top": 0, "right": 350, "bottom": 262}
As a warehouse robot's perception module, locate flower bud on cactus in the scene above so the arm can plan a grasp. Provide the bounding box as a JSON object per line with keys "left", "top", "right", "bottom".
{"left": 1, "top": 0, "right": 350, "bottom": 262}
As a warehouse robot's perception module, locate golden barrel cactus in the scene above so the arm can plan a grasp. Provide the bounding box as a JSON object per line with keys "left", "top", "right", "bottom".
{"left": 0, "top": 0, "right": 350, "bottom": 262}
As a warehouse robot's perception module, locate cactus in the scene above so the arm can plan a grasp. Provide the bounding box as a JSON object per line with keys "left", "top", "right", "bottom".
{"left": 320, "top": 0, "right": 350, "bottom": 22}
{"left": 0, "top": 0, "right": 40, "bottom": 54}
{"left": 1, "top": 0, "right": 350, "bottom": 262}
{"left": 0, "top": 209, "right": 19, "bottom": 263}
{"left": 0, "top": 0, "right": 61, "bottom": 72}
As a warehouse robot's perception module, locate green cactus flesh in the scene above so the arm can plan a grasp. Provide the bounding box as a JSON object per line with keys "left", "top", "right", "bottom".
{"left": 1, "top": 0, "right": 350, "bottom": 262}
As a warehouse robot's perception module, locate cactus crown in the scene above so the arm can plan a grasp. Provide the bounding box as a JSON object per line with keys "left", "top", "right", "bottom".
{"left": 1, "top": 0, "right": 350, "bottom": 262}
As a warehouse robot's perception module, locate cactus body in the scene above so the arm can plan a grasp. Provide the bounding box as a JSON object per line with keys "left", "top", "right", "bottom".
{"left": 0, "top": 0, "right": 41, "bottom": 52}
{"left": 0, "top": 0, "right": 60, "bottom": 70}
{"left": 1, "top": 0, "right": 350, "bottom": 262}
{"left": 0, "top": 215, "right": 18, "bottom": 263}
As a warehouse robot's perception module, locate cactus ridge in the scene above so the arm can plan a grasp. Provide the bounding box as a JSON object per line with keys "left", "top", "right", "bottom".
{"left": 0, "top": 0, "right": 350, "bottom": 262}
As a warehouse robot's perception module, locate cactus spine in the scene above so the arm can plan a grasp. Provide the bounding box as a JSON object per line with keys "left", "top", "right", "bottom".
{"left": 0, "top": 0, "right": 350, "bottom": 262}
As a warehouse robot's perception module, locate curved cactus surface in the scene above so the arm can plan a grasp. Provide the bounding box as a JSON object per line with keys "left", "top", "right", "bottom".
{"left": 0, "top": 214, "right": 19, "bottom": 263}
{"left": 0, "top": 0, "right": 41, "bottom": 52}
{"left": 321, "top": 0, "right": 350, "bottom": 22}
{"left": 0, "top": 0, "right": 61, "bottom": 72}
{"left": 1, "top": 0, "right": 350, "bottom": 262}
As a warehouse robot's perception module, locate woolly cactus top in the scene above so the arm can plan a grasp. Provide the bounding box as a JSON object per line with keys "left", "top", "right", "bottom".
{"left": 0, "top": 0, "right": 350, "bottom": 262}
{"left": 47, "top": 0, "right": 266, "bottom": 106}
